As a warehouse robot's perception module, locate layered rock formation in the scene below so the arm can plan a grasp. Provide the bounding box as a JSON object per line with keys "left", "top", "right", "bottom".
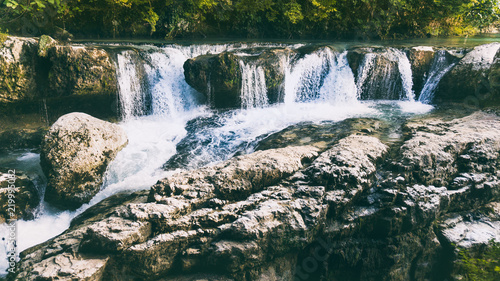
{"left": 41, "top": 112, "right": 128, "bottom": 209}
{"left": 0, "top": 35, "right": 118, "bottom": 121}
{"left": 12, "top": 110, "right": 500, "bottom": 280}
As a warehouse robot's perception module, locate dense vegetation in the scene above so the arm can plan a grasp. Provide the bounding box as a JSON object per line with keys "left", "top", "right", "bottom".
{"left": 458, "top": 242, "right": 500, "bottom": 281}
{"left": 0, "top": 0, "right": 499, "bottom": 39}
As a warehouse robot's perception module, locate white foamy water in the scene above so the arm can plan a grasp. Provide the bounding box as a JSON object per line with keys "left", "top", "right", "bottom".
{"left": 240, "top": 60, "right": 269, "bottom": 108}
{"left": 418, "top": 50, "right": 456, "bottom": 104}
{"left": 284, "top": 47, "right": 359, "bottom": 104}
{"left": 116, "top": 51, "right": 146, "bottom": 119}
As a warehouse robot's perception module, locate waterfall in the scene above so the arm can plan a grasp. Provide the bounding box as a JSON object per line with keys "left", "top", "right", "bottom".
{"left": 284, "top": 48, "right": 331, "bottom": 103}
{"left": 116, "top": 51, "right": 146, "bottom": 119}
{"left": 319, "top": 51, "right": 359, "bottom": 103}
{"left": 356, "top": 48, "right": 415, "bottom": 101}
{"left": 116, "top": 43, "right": 306, "bottom": 119}
{"left": 418, "top": 50, "right": 456, "bottom": 104}
{"left": 239, "top": 60, "right": 269, "bottom": 108}
{"left": 143, "top": 49, "right": 200, "bottom": 118}
{"left": 284, "top": 48, "right": 358, "bottom": 104}
{"left": 392, "top": 48, "right": 415, "bottom": 101}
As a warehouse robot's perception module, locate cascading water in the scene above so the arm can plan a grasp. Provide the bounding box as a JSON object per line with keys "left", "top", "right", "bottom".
{"left": 319, "top": 51, "right": 359, "bottom": 104}
{"left": 239, "top": 60, "right": 269, "bottom": 109}
{"left": 1, "top": 42, "right": 436, "bottom": 275}
{"left": 418, "top": 50, "right": 456, "bottom": 104}
{"left": 356, "top": 48, "right": 415, "bottom": 101}
{"left": 284, "top": 48, "right": 359, "bottom": 104}
{"left": 116, "top": 51, "right": 147, "bottom": 119}
{"left": 392, "top": 48, "right": 416, "bottom": 101}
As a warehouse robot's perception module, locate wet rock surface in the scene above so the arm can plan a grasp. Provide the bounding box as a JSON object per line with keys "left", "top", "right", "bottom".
{"left": 0, "top": 36, "right": 38, "bottom": 103}
{"left": 436, "top": 43, "right": 500, "bottom": 105}
{"left": 183, "top": 48, "right": 293, "bottom": 109}
{"left": 40, "top": 113, "right": 128, "bottom": 210}
{"left": 0, "top": 168, "right": 40, "bottom": 223}
{"left": 12, "top": 110, "right": 500, "bottom": 281}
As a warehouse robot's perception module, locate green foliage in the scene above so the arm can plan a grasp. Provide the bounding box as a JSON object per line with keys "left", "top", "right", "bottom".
{"left": 0, "top": 32, "right": 7, "bottom": 46}
{"left": 1, "top": 0, "right": 499, "bottom": 38}
{"left": 458, "top": 241, "right": 500, "bottom": 281}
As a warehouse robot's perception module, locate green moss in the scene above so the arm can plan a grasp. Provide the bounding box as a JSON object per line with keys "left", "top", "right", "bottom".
{"left": 457, "top": 241, "right": 500, "bottom": 281}
{"left": 0, "top": 33, "right": 7, "bottom": 47}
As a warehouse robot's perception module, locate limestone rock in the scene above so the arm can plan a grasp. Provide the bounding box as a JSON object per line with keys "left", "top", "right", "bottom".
{"left": 306, "top": 135, "right": 388, "bottom": 191}
{"left": 435, "top": 43, "right": 500, "bottom": 105}
{"left": 397, "top": 111, "right": 500, "bottom": 186}
{"left": 152, "top": 145, "right": 320, "bottom": 203}
{"left": 41, "top": 113, "right": 128, "bottom": 209}
{"left": 0, "top": 36, "right": 37, "bottom": 102}
{"left": 13, "top": 191, "right": 148, "bottom": 281}
{"left": 47, "top": 45, "right": 117, "bottom": 98}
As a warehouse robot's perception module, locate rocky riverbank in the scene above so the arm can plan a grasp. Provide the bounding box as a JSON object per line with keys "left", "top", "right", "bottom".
{"left": 8, "top": 109, "right": 500, "bottom": 280}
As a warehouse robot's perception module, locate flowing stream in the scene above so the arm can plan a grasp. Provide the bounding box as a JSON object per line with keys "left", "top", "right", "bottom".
{"left": 0, "top": 43, "right": 437, "bottom": 274}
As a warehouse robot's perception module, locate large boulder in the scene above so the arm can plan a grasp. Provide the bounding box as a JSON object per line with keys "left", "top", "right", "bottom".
{"left": 435, "top": 43, "right": 500, "bottom": 106}
{"left": 41, "top": 113, "right": 128, "bottom": 210}
{"left": 0, "top": 169, "right": 40, "bottom": 223}
{"left": 0, "top": 36, "right": 38, "bottom": 102}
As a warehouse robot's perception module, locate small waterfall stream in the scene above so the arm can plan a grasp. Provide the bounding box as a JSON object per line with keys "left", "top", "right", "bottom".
{"left": 239, "top": 61, "right": 269, "bottom": 108}
{"left": 116, "top": 51, "right": 146, "bottom": 119}
{"left": 356, "top": 48, "right": 415, "bottom": 101}
{"left": 283, "top": 48, "right": 359, "bottom": 104}
{"left": 418, "top": 50, "right": 456, "bottom": 103}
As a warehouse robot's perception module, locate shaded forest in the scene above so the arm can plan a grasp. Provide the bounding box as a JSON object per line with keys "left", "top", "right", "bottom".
{"left": 1, "top": 0, "right": 500, "bottom": 40}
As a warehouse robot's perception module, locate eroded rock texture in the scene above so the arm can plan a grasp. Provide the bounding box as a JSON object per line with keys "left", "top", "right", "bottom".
{"left": 11, "top": 111, "right": 500, "bottom": 281}
{"left": 41, "top": 113, "right": 128, "bottom": 210}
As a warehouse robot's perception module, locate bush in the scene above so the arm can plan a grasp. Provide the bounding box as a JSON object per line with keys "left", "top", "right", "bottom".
{"left": 457, "top": 241, "right": 500, "bottom": 281}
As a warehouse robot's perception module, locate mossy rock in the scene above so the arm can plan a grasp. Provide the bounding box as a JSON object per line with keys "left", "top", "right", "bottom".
{"left": 0, "top": 168, "right": 40, "bottom": 223}
{"left": 37, "top": 35, "right": 57, "bottom": 58}
{"left": 184, "top": 48, "right": 294, "bottom": 109}
{"left": 46, "top": 45, "right": 118, "bottom": 98}
{"left": 0, "top": 37, "right": 38, "bottom": 102}
{"left": 184, "top": 52, "right": 242, "bottom": 109}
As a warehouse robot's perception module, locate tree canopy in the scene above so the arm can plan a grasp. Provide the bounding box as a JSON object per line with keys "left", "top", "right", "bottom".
{"left": 1, "top": 0, "right": 499, "bottom": 39}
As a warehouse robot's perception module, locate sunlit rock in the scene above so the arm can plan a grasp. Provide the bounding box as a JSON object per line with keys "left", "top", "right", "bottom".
{"left": 41, "top": 113, "right": 128, "bottom": 209}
